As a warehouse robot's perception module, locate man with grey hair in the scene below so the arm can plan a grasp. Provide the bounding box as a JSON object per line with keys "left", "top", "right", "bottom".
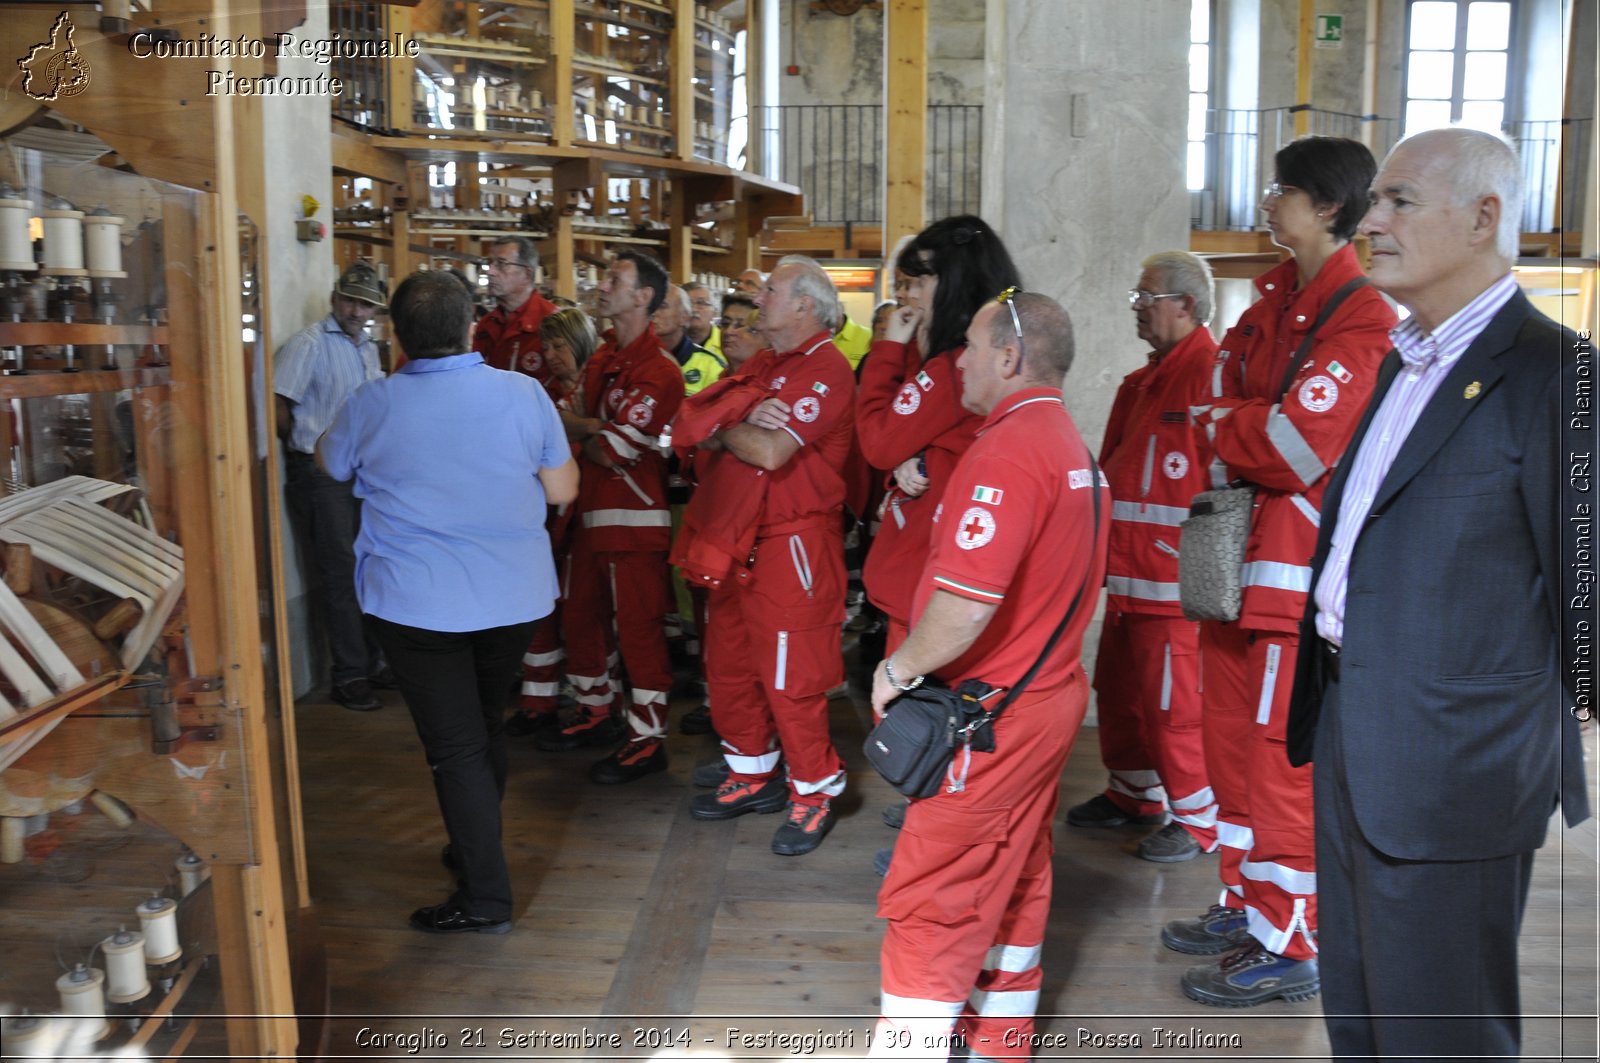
{"left": 686, "top": 256, "right": 856, "bottom": 856}
{"left": 1288, "top": 126, "right": 1590, "bottom": 1060}
{"left": 867, "top": 290, "right": 1109, "bottom": 1057}
{"left": 1067, "top": 250, "right": 1221, "bottom": 865}
{"left": 685, "top": 283, "right": 721, "bottom": 355}
{"left": 477, "top": 235, "right": 560, "bottom": 389}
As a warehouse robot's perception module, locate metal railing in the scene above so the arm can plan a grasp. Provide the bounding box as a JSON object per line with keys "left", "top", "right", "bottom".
{"left": 763, "top": 104, "right": 984, "bottom": 227}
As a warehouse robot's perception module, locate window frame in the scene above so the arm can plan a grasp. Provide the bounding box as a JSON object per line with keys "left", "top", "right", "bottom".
{"left": 1399, "top": 0, "right": 1520, "bottom": 138}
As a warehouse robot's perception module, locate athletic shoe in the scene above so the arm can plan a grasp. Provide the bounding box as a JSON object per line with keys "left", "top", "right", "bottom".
{"left": 504, "top": 712, "right": 560, "bottom": 739}
{"left": 679, "top": 703, "right": 715, "bottom": 736}
{"left": 534, "top": 710, "right": 622, "bottom": 752}
{"left": 1181, "top": 940, "right": 1320, "bottom": 1007}
{"left": 1137, "top": 821, "right": 1203, "bottom": 862}
{"left": 1161, "top": 904, "right": 1249, "bottom": 954}
{"left": 771, "top": 801, "right": 835, "bottom": 856}
{"left": 882, "top": 802, "right": 907, "bottom": 829}
{"left": 691, "top": 759, "right": 730, "bottom": 788}
{"left": 588, "top": 737, "right": 667, "bottom": 784}
{"left": 1065, "top": 793, "right": 1164, "bottom": 828}
{"left": 330, "top": 678, "right": 381, "bottom": 712}
{"left": 690, "top": 776, "right": 787, "bottom": 820}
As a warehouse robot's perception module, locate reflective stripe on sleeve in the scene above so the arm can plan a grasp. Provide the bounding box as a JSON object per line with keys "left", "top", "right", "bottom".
{"left": 1265, "top": 405, "right": 1329, "bottom": 488}
{"left": 1110, "top": 500, "right": 1188, "bottom": 527}
{"left": 1239, "top": 560, "right": 1311, "bottom": 592}
{"left": 581, "top": 508, "right": 673, "bottom": 529}
{"left": 1104, "top": 576, "right": 1183, "bottom": 602}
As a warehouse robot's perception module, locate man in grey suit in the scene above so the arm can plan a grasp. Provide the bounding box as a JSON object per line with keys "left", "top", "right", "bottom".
{"left": 1286, "top": 126, "right": 1590, "bottom": 1060}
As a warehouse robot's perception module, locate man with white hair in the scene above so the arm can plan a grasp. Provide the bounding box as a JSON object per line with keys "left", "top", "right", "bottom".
{"left": 1288, "top": 126, "right": 1590, "bottom": 1060}
{"left": 687, "top": 256, "right": 856, "bottom": 856}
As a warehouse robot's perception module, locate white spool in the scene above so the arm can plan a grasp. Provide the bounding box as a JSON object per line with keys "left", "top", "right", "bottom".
{"left": 84, "top": 209, "right": 127, "bottom": 279}
{"left": 0, "top": 189, "right": 36, "bottom": 272}
{"left": 54, "top": 966, "right": 109, "bottom": 1039}
{"left": 41, "top": 199, "right": 86, "bottom": 277}
{"left": 175, "top": 850, "right": 209, "bottom": 896}
{"left": 136, "top": 896, "right": 181, "bottom": 964}
{"left": 3, "top": 1013, "right": 66, "bottom": 1059}
{"left": 101, "top": 929, "right": 150, "bottom": 1003}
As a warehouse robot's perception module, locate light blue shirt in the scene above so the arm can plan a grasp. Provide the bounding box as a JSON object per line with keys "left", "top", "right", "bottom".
{"left": 273, "top": 315, "right": 383, "bottom": 455}
{"left": 321, "top": 352, "right": 570, "bottom": 632}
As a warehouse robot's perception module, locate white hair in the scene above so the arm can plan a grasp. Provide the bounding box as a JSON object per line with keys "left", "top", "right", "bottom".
{"left": 664, "top": 284, "right": 691, "bottom": 316}
{"left": 775, "top": 255, "right": 844, "bottom": 332}
{"left": 1140, "top": 250, "right": 1215, "bottom": 326}
{"left": 1396, "top": 127, "right": 1524, "bottom": 261}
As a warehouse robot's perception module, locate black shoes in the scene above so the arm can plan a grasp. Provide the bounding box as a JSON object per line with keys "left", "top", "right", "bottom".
{"left": 690, "top": 776, "right": 788, "bottom": 819}
{"left": 771, "top": 801, "right": 836, "bottom": 856}
{"left": 679, "top": 703, "right": 715, "bottom": 736}
{"left": 589, "top": 737, "right": 667, "bottom": 784}
{"left": 534, "top": 711, "right": 623, "bottom": 752}
{"left": 882, "top": 802, "right": 907, "bottom": 829}
{"left": 409, "top": 900, "right": 511, "bottom": 935}
{"left": 331, "top": 678, "right": 381, "bottom": 712}
{"left": 1065, "top": 793, "right": 1165, "bottom": 828}
{"left": 504, "top": 712, "right": 561, "bottom": 739}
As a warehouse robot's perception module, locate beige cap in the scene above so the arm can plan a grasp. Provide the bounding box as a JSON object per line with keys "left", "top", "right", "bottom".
{"left": 335, "top": 261, "right": 386, "bottom": 306}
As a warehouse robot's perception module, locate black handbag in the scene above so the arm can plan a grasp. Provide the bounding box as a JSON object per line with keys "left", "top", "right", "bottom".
{"left": 864, "top": 456, "right": 1103, "bottom": 798}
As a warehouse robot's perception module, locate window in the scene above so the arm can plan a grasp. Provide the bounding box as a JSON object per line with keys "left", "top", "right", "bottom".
{"left": 1187, "top": 0, "right": 1211, "bottom": 191}
{"left": 1403, "top": 1, "right": 1514, "bottom": 138}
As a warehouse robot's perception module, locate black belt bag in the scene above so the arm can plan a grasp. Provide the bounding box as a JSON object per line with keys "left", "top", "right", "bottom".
{"left": 864, "top": 455, "right": 1103, "bottom": 798}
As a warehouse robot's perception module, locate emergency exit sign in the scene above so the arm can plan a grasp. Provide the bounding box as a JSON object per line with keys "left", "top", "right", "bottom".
{"left": 1315, "top": 14, "right": 1344, "bottom": 48}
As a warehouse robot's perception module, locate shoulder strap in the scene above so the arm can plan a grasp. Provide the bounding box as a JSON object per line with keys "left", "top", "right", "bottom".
{"left": 1274, "top": 277, "right": 1368, "bottom": 402}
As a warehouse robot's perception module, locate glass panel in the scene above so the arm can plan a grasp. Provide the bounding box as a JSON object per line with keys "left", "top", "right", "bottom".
{"left": 1191, "top": 0, "right": 1210, "bottom": 43}
{"left": 1189, "top": 43, "right": 1210, "bottom": 93}
{"left": 1466, "top": 1, "right": 1511, "bottom": 49}
{"left": 1462, "top": 51, "right": 1507, "bottom": 98}
{"left": 1407, "top": 51, "right": 1456, "bottom": 98}
{"left": 1459, "top": 99, "right": 1505, "bottom": 133}
{"left": 1187, "top": 141, "right": 1207, "bottom": 192}
{"left": 1409, "top": 1, "right": 1459, "bottom": 49}
{"left": 1189, "top": 93, "right": 1209, "bottom": 141}
{"left": 1404, "top": 98, "right": 1454, "bottom": 138}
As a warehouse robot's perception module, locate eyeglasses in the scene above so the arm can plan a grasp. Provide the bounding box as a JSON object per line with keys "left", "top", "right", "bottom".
{"left": 718, "top": 316, "right": 756, "bottom": 331}
{"left": 486, "top": 259, "right": 532, "bottom": 273}
{"left": 995, "top": 286, "right": 1026, "bottom": 372}
{"left": 1262, "top": 181, "right": 1301, "bottom": 201}
{"left": 1128, "top": 289, "right": 1186, "bottom": 310}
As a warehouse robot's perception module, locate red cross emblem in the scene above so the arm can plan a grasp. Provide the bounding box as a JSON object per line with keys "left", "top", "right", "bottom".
{"left": 956, "top": 506, "right": 996, "bottom": 550}
{"left": 1298, "top": 374, "right": 1339, "bottom": 413}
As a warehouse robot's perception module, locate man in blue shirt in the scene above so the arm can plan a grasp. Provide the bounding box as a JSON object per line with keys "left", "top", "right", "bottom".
{"left": 321, "top": 271, "right": 578, "bottom": 934}
{"left": 275, "top": 262, "right": 388, "bottom": 711}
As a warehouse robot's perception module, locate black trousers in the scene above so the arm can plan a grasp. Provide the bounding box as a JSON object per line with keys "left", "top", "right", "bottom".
{"left": 285, "top": 450, "right": 381, "bottom": 685}
{"left": 1313, "top": 675, "right": 1534, "bottom": 1061}
{"left": 368, "top": 614, "right": 541, "bottom": 921}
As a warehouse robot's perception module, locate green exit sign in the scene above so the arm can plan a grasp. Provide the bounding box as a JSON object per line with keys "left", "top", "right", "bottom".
{"left": 1316, "top": 14, "right": 1345, "bottom": 48}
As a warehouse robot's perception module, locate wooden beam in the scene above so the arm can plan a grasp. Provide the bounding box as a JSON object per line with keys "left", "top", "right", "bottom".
{"left": 1362, "top": 0, "right": 1382, "bottom": 153}
{"left": 1296, "top": 0, "right": 1315, "bottom": 137}
{"left": 673, "top": 0, "right": 696, "bottom": 162}
{"left": 550, "top": 0, "right": 576, "bottom": 147}
{"left": 883, "top": 0, "right": 927, "bottom": 248}
{"left": 330, "top": 126, "right": 407, "bottom": 186}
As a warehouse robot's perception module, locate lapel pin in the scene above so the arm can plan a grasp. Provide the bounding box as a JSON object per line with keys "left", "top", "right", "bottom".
{"left": 1463, "top": 381, "right": 1481, "bottom": 399}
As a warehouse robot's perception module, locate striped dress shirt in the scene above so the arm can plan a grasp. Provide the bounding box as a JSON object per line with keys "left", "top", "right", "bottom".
{"left": 1313, "top": 272, "right": 1519, "bottom": 645}
{"left": 273, "top": 316, "right": 383, "bottom": 455}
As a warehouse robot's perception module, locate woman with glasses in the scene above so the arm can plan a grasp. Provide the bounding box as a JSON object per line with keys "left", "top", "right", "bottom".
{"left": 716, "top": 294, "right": 764, "bottom": 370}
{"left": 857, "top": 216, "right": 1022, "bottom": 657}
{"left": 1169, "top": 137, "right": 1396, "bottom": 1009}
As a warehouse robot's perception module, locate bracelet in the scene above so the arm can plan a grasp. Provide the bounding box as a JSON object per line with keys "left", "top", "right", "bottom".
{"left": 884, "top": 656, "right": 924, "bottom": 693}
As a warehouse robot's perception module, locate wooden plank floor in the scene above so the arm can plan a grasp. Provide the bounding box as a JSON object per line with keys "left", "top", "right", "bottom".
{"left": 297, "top": 675, "right": 1598, "bottom": 1062}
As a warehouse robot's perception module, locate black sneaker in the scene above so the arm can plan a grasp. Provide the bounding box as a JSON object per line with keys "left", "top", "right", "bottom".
{"left": 588, "top": 737, "right": 667, "bottom": 784}
{"left": 882, "top": 801, "right": 907, "bottom": 829}
{"left": 505, "top": 712, "right": 560, "bottom": 739}
{"left": 690, "top": 776, "right": 787, "bottom": 819}
{"left": 1181, "top": 940, "right": 1320, "bottom": 1007}
{"left": 771, "top": 801, "right": 835, "bottom": 856}
{"left": 691, "top": 759, "right": 730, "bottom": 788}
{"left": 534, "top": 710, "right": 623, "bottom": 752}
{"left": 679, "top": 703, "right": 715, "bottom": 736}
{"left": 1162, "top": 904, "right": 1250, "bottom": 954}
{"left": 331, "top": 678, "right": 381, "bottom": 712}
{"left": 1065, "top": 793, "right": 1164, "bottom": 828}
{"left": 1137, "top": 820, "right": 1203, "bottom": 862}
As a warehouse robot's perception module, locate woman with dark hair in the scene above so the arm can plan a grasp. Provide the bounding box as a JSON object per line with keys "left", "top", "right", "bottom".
{"left": 857, "top": 216, "right": 1022, "bottom": 654}
{"left": 1165, "top": 136, "right": 1396, "bottom": 1008}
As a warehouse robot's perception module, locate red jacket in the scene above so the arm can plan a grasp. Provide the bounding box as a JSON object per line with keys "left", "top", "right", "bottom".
{"left": 1101, "top": 326, "right": 1219, "bottom": 616}
{"left": 477, "top": 291, "right": 560, "bottom": 385}
{"left": 1195, "top": 244, "right": 1397, "bottom": 631}
{"left": 857, "top": 338, "right": 983, "bottom": 625}
{"left": 573, "top": 324, "right": 684, "bottom": 553}
{"left": 670, "top": 373, "right": 772, "bottom": 587}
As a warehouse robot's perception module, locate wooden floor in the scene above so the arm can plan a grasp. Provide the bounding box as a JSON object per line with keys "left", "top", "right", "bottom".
{"left": 297, "top": 672, "right": 1599, "bottom": 1062}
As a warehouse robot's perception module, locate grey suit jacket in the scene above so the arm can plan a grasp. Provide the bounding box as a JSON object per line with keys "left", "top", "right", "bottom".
{"left": 1287, "top": 289, "right": 1591, "bottom": 860}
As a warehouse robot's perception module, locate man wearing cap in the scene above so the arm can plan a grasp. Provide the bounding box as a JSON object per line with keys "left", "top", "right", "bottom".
{"left": 476, "top": 236, "right": 561, "bottom": 392}
{"left": 275, "top": 261, "right": 390, "bottom": 712}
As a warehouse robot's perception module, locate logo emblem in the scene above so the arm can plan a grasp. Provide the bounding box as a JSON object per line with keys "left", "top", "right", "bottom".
{"left": 1162, "top": 452, "right": 1190, "bottom": 479}
{"left": 19, "top": 12, "right": 91, "bottom": 102}
{"left": 893, "top": 382, "right": 921, "bottom": 415}
{"left": 519, "top": 349, "right": 543, "bottom": 373}
{"left": 1463, "top": 380, "right": 1481, "bottom": 399}
{"left": 971, "top": 485, "right": 1003, "bottom": 505}
{"left": 627, "top": 403, "right": 652, "bottom": 428}
{"left": 915, "top": 370, "right": 935, "bottom": 391}
{"left": 607, "top": 387, "right": 626, "bottom": 412}
{"left": 1327, "top": 360, "right": 1353, "bottom": 384}
{"left": 1298, "top": 375, "right": 1339, "bottom": 413}
{"left": 793, "top": 396, "right": 820, "bottom": 423}
{"left": 956, "top": 507, "right": 996, "bottom": 550}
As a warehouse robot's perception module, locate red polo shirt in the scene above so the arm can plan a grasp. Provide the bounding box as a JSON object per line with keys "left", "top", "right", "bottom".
{"left": 476, "top": 290, "right": 560, "bottom": 387}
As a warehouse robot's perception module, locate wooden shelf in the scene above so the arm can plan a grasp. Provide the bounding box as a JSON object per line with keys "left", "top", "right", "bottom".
{"left": 0, "top": 364, "right": 172, "bottom": 399}
{"left": 572, "top": 58, "right": 667, "bottom": 86}
{"left": 416, "top": 42, "right": 549, "bottom": 66}
{"left": 0, "top": 322, "right": 170, "bottom": 347}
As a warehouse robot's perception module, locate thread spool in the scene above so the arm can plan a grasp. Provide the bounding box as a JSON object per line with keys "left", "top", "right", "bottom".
{"left": 175, "top": 850, "right": 209, "bottom": 896}
{"left": 3, "top": 1013, "right": 66, "bottom": 1059}
{"left": 136, "top": 896, "right": 181, "bottom": 964}
{"left": 101, "top": 929, "right": 150, "bottom": 1003}
{"left": 0, "top": 185, "right": 36, "bottom": 272}
{"left": 84, "top": 208, "right": 127, "bottom": 279}
{"left": 55, "top": 965, "right": 109, "bottom": 1039}
{"left": 41, "top": 197, "right": 86, "bottom": 277}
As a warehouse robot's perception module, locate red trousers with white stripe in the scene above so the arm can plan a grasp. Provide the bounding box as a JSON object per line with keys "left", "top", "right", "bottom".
{"left": 1199, "top": 621, "right": 1317, "bottom": 961}
{"left": 1091, "top": 610, "right": 1216, "bottom": 849}
{"left": 705, "top": 520, "right": 846, "bottom": 802}
{"left": 561, "top": 534, "right": 674, "bottom": 738}
{"left": 517, "top": 608, "right": 564, "bottom": 717}
{"left": 873, "top": 674, "right": 1088, "bottom": 1061}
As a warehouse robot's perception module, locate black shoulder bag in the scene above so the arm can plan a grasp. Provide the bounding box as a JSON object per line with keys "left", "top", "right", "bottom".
{"left": 864, "top": 456, "right": 1104, "bottom": 798}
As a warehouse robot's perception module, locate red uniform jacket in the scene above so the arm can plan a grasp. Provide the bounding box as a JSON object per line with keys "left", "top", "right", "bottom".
{"left": 573, "top": 324, "right": 684, "bottom": 553}
{"left": 670, "top": 373, "right": 772, "bottom": 587}
{"left": 1194, "top": 244, "right": 1397, "bottom": 631}
{"left": 858, "top": 338, "right": 983, "bottom": 626}
{"left": 476, "top": 291, "right": 560, "bottom": 385}
{"left": 1101, "top": 326, "right": 1219, "bottom": 616}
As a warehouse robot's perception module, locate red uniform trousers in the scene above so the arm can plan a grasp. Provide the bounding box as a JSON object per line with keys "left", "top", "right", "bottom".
{"left": 517, "top": 608, "right": 564, "bottom": 718}
{"left": 1199, "top": 621, "right": 1316, "bottom": 961}
{"left": 872, "top": 673, "right": 1088, "bottom": 1062}
{"left": 561, "top": 533, "right": 674, "bottom": 738}
{"left": 1091, "top": 609, "right": 1216, "bottom": 849}
{"left": 706, "top": 519, "right": 846, "bottom": 803}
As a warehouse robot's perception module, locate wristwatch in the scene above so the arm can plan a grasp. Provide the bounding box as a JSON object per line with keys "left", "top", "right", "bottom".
{"left": 884, "top": 657, "right": 924, "bottom": 693}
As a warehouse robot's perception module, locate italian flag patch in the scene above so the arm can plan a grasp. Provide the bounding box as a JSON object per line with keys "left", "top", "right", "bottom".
{"left": 1327, "top": 360, "right": 1353, "bottom": 383}
{"left": 971, "top": 485, "right": 1004, "bottom": 505}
